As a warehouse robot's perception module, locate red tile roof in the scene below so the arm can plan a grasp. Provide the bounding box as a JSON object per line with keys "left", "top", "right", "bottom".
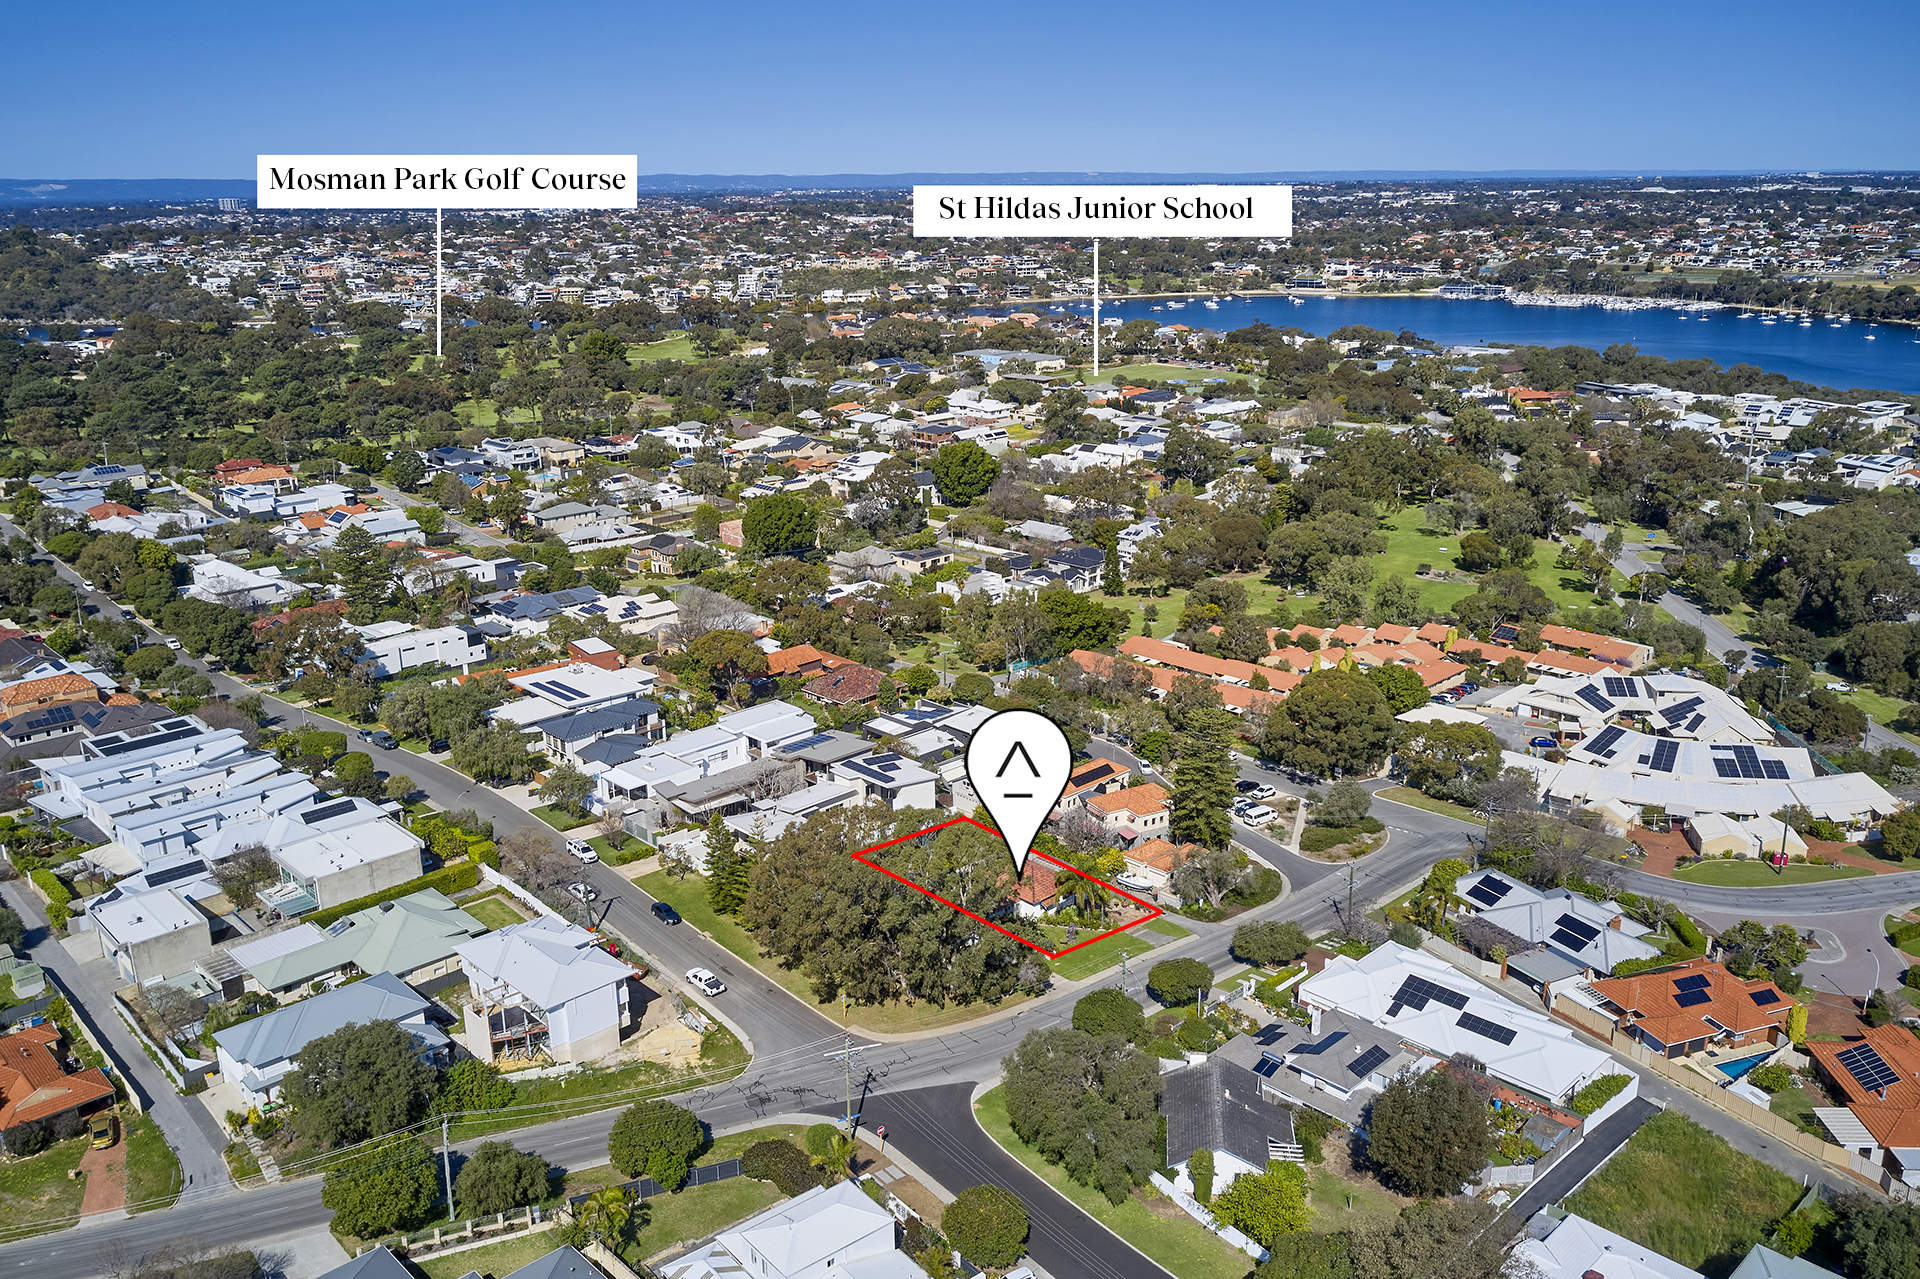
{"left": 0, "top": 1024, "right": 115, "bottom": 1129}
{"left": 0, "top": 673, "right": 101, "bottom": 707}
{"left": 767, "top": 644, "right": 850, "bottom": 678}
{"left": 1588, "top": 959, "right": 1792, "bottom": 1050}
{"left": 1086, "top": 783, "right": 1169, "bottom": 817}
{"left": 804, "top": 663, "right": 886, "bottom": 705}
{"left": 1807, "top": 1023, "right": 1920, "bottom": 1148}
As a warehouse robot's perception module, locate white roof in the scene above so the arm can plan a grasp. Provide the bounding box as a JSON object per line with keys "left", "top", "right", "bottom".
{"left": 720, "top": 1181, "right": 896, "bottom": 1278}
{"left": 455, "top": 916, "right": 632, "bottom": 1008}
{"left": 1395, "top": 704, "right": 1486, "bottom": 725}
{"left": 93, "top": 887, "right": 203, "bottom": 946}
{"left": 223, "top": 923, "right": 327, "bottom": 970}
{"left": 1514, "top": 1213, "right": 1702, "bottom": 1279}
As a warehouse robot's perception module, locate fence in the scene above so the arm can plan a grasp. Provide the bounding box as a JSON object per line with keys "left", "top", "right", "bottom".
{"left": 1548, "top": 995, "right": 1918, "bottom": 1202}
{"left": 1146, "top": 1171, "right": 1269, "bottom": 1262}
{"left": 42, "top": 970, "right": 145, "bottom": 1113}
{"left": 479, "top": 862, "right": 562, "bottom": 921}
{"left": 1420, "top": 934, "right": 1503, "bottom": 982}
{"left": 1479, "top": 1163, "right": 1536, "bottom": 1187}
{"left": 359, "top": 1206, "right": 550, "bottom": 1261}
{"left": 566, "top": 1158, "right": 743, "bottom": 1209}
{"left": 111, "top": 991, "right": 183, "bottom": 1091}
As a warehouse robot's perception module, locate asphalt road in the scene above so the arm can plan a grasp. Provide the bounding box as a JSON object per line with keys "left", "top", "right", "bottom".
{"left": 1508, "top": 1097, "right": 1659, "bottom": 1220}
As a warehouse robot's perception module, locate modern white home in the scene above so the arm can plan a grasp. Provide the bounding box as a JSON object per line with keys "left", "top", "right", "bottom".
{"left": 455, "top": 918, "right": 637, "bottom": 1065}
{"left": 659, "top": 1180, "right": 926, "bottom": 1279}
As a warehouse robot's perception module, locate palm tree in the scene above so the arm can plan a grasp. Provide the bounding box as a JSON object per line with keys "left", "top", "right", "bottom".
{"left": 811, "top": 1133, "right": 860, "bottom": 1184}
{"left": 578, "top": 1185, "right": 636, "bottom": 1250}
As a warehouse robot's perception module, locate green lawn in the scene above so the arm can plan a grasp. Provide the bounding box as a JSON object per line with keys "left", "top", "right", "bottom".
{"left": 1888, "top": 915, "right": 1920, "bottom": 957}
{"left": 531, "top": 804, "right": 595, "bottom": 831}
{"left": 1143, "top": 917, "right": 1193, "bottom": 939}
{"left": 1099, "top": 363, "right": 1245, "bottom": 387}
{"left": 1768, "top": 1082, "right": 1823, "bottom": 1137}
{"left": 616, "top": 1176, "right": 785, "bottom": 1268}
{"left": 1373, "top": 786, "right": 1477, "bottom": 823}
{"left": 1564, "top": 1111, "right": 1799, "bottom": 1277}
{"left": 465, "top": 897, "right": 529, "bottom": 931}
{"left": 124, "top": 1112, "right": 181, "bottom": 1213}
{"left": 560, "top": 1124, "right": 809, "bottom": 1199}
{"left": 632, "top": 333, "right": 696, "bottom": 363}
{"left": 973, "top": 1087, "right": 1253, "bottom": 1279}
{"left": 0, "top": 1137, "right": 90, "bottom": 1242}
{"left": 1671, "top": 861, "right": 1873, "bottom": 887}
{"left": 1834, "top": 686, "right": 1920, "bottom": 748}
{"left": 631, "top": 871, "right": 1040, "bottom": 1035}
{"left": 1307, "top": 1168, "right": 1404, "bottom": 1234}
{"left": 416, "top": 1230, "right": 565, "bottom": 1279}
{"left": 1035, "top": 923, "right": 1166, "bottom": 982}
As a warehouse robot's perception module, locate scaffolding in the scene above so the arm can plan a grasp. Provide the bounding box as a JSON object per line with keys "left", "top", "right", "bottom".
{"left": 467, "top": 978, "right": 553, "bottom": 1066}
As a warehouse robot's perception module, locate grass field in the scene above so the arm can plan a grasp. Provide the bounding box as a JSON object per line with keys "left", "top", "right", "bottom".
{"left": 1670, "top": 861, "right": 1873, "bottom": 887}
{"left": 1374, "top": 786, "right": 1478, "bottom": 823}
{"left": 973, "top": 1087, "right": 1254, "bottom": 1279}
{"left": 1307, "top": 1168, "right": 1404, "bottom": 1234}
{"left": 1143, "top": 917, "right": 1193, "bottom": 939}
{"left": 632, "top": 333, "right": 697, "bottom": 363}
{"left": 632, "top": 871, "right": 1040, "bottom": 1035}
{"left": 531, "top": 804, "right": 595, "bottom": 831}
{"left": 0, "top": 1136, "right": 89, "bottom": 1241}
{"left": 124, "top": 1112, "right": 181, "bottom": 1213}
{"left": 1099, "top": 363, "right": 1246, "bottom": 387}
{"left": 465, "top": 897, "right": 529, "bottom": 931}
{"left": 1564, "top": 1111, "right": 1798, "bottom": 1277}
{"left": 416, "top": 1230, "right": 565, "bottom": 1279}
{"left": 1034, "top": 922, "right": 1167, "bottom": 982}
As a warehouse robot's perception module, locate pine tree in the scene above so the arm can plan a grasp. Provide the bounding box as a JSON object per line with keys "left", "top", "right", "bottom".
{"left": 331, "top": 524, "right": 391, "bottom": 623}
{"left": 705, "top": 813, "right": 749, "bottom": 915}
{"left": 1172, "top": 707, "right": 1238, "bottom": 850}
{"left": 1100, "top": 532, "right": 1123, "bottom": 595}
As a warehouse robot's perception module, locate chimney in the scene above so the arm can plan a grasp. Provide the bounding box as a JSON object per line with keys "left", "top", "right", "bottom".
{"left": 1609, "top": 915, "right": 1623, "bottom": 930}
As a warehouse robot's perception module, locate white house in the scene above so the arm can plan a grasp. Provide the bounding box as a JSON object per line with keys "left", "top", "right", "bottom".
{"left": 355, "top": 622, "right": 489, "bottom": 677}
{"left": 1513, "top": 1213, "right": 1703, "bottom": 1279}
{"left": 92, "top": 887, "right": 211, "bottom": 985}
{"left": 830, "top": 753, "right": 937, "bottom": 810}
{"left": 455, "top": 917, "right": 637, "bottom": 1065}
{"left": 213, "top": 972, "right": 449, "bottom": 1108}
{"left": 1452, "top": 868, "right": 1663, "bottom": 974}
{"left": 186, "top": 560, "right": 301, "bottom": 609}
{"left": 659, "top": 1180, "right": 927, "bottom": 1279}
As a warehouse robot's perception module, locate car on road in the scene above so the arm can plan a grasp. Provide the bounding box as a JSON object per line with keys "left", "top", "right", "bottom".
{"left": 368, "top": 729, "right": 398, "bottom": 749}
{"left": 567, "top": 882, "right": 598, "bottom": 903}
{"left": 566, "top": 838, "right": 598, "bottom": 863}
{"left": 651, "top": 901, "right": 682, "bottom": 925}
{"left": 1825, "top": 681, "right": 1853, "bottom": 692}
{"left": 164, "top": 637, "right": 182, "bottom": 651}
{"left": 1249, "top": 783, "right": 1278, "bottom": 800}
{"left": 686, "top": 966, "right": 726, "bottom": 996}
{"left": 90, "top": 1113, "right": 115, "bottom": 1149}
{"left": 1240, "top": 804, "right": 1280, "bottom": 826}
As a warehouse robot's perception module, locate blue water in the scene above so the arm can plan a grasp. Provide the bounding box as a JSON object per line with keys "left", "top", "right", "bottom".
{"left": 1035, "top": 295, "right": 1920, "bottom": 394}
{"left": 1714, "top": 1055, "right": 1770, "bottom": 1080}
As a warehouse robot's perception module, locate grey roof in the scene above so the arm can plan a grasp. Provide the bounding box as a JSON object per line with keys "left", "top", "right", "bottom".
{"left": 776, "top": 730, "right": 874, "bottom": 766}
{"left": 1507, "top": 947, "right": 1588, "bottom": 986}
{"left": 500, "top": 1245, "right": 603, "bottom": 1279}
{"left": 1162, "top": 1051, "right": 1296, "bottom": 1172}
{"left": 1726, "top": 1245, "right": 1843, "bottom": 1279}
{"left": 575, "top": 733, "right": 653, "bottom": 767}
{"left": 212, "top": 971, "right": 443, "bottom": 1066}
{"left": 543, "top": 699, "right": 661, "bottom": 744}
{"left": 316, "top": 1246, "right": 414, "bottom": 1279}
{"left": 486, "top": 586, "right": 604, "bottom": 620}
{"left": 1047, "top": 546, "right": 1107, "bottom": 570}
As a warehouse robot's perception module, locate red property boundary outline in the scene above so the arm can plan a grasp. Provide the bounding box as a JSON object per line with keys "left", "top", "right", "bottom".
{"left": 851, "top": 814, "right": 1164, "bottom": 959}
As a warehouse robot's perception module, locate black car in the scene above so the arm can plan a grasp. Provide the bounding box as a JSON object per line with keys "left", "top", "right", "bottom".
{"left": 1235, "top": 779, "right": 1259, "bottom": 795}
{"left": 651, "top": 902, "right": 682, "bottom": 925}
{"left": 428, "top": 738, "right": 450, "bottom": 753}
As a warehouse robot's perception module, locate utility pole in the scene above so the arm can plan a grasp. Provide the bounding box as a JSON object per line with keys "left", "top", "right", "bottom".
{"left": 823, "top": 1037, "right": 867, "bottom": 1132}
{"left": 442, "top": 1114, "right": 454, "bottom": 1223}
{"left": 1346, "top": 863, "right": 1356, "bottom": 933}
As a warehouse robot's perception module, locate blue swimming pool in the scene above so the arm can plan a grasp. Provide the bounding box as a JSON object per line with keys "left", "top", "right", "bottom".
{"left": 1715, "top": 1055, "right": 1770, "bottom": 1080}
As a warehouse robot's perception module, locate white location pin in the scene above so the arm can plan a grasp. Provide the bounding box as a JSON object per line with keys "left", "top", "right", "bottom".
{"left": 966, "top": 708, "right": 1072, "bottom": 878}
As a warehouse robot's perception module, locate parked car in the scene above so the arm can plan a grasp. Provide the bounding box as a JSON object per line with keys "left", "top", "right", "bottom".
{"left": 1241, "top": 804, "right": 1280, "bottom": 826}
{"left": 1232, "top": 798, "right": 1258, "bottom": 814}
{"left": 368, "top": 730, "right": 398, "bottom": 749}
{"left": 567, "top": 882, "right": 598, "bottom": 903}
{"left": 1235, "top": 779, "right": 1259, "bottom": 795}
{"left": 1825, "top": 681, "right": 1853, "bottom": 692}
{"left": 566, "top": 838, "right": 598, "bottom": 863}
{"left": 686, "top": 966, "right": 726, "bottom": 996}
{"left": 651, "top": 901, "right": 681, "bottom": 925}
{"left": 1249, "top": 783, "right": 1278, "bottom": 800}
{"left": 1530, "top": 736, "right": 1558, "bottom": 750}
{"left": 1459, "top": 682, "right": 1479, "bottom": 694}
{"left": 90, "top": 1113, "right": 115, "bottom": 1149}
{"left": 428, "top": 738, "right": 450, "bottom": 753}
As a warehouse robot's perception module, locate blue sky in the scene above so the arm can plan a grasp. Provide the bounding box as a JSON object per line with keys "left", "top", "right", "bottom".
{"left": 7, "top": 0, "right": 1916, "bottom": 177}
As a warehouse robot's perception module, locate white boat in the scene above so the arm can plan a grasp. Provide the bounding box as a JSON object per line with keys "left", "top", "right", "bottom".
{"left": 1290, "top": 296, "right": 1304, "bottom": 305}
{"left": 1866, "top": 334, "right": 1877, "bottom": 340}
{"left": 1761, "top": 318, "right": 1776, "bottom": 324}
{"left": 1203, "top": 299, "right": 1220, "bottom": 309}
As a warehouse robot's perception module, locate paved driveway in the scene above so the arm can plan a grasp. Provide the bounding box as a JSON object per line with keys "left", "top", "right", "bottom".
{"left": 1509, "top": 1097, "right": 1660, "bottom": 1218}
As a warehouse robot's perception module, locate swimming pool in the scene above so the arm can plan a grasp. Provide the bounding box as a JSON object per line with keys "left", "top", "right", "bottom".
{"left": 1715, "top": 1055, "right": 1770, "bottom": 1080}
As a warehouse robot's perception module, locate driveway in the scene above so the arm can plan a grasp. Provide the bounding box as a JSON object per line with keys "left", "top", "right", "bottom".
{"left": 1508, "top": 1097, "right": 1659, "bottom": 1218}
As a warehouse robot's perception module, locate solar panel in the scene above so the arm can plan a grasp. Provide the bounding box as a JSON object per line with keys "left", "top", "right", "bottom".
{"left": 1733, "top": 745, "right": 1764, "bottom": 779}
{"left": 1837, "top": 1043, "right": 1900, "bottom": 1092}
{"left": 1554, "top": 914, "right": 1601, "bottom": 944}
{"left": 1457, "top": 1012, "right": 1517, "bottom": 1045}
{"left": 1603, "top": 676, "right": 1639, "bottom": 698}
{"left": 1585, "top": 725, "right": 1627, "bottom": 759}
{"left": 1762, "top": 760, "right": 1791, "bottom": 780}
{"left": 1391, "top": 975, "right": 1469, "bottom": 1011}
{"left": 1648, "top": 740, "right": 1680, "bottom": 773}
{"left": 147, "top": 859, "right": 206, "bottom": 888}
{"left": 549, "top": 682, "right": 589, "bottom": 699}
{"left": 95, "top": 725, "right": 199, "bottom": 756}
{"left": 1253, "top": 1055, "right": 1282, "bottom": 1078}
{"left": 1575, "top": 685, "right": 1616, "bottom": 712}
{"left": 1254, "top": 1024, "right": 1287, "bottom": 1046}
{"left": 1466, "top": 878, "right": 1511, "bottom": 908}
{"left": 1686, "top": 715, "right": 1706, "bottom": 733}
{"left": 1674, "top": 974, "right": 1711, "bottom": 991}
{"left": 302, "top": 799, "right": 359, "bottom": 825}
{"left": 1749, "top": 990, "right": 1781, "bottom": 1006}
{"left": 1659, "top": 696, "right": 1705, "bottom": 724}
{"left": 1675, "top": 989, "right": 1713, "bottom": 1008}
{"left": 1550, "top": 929, "right": 1591, "bottom": 951}
{"left": 1348, "top": 1045, "right": 1392, "bottom": 1078}
{"left": 1713, "top": 758, "right": 1741, "bottom": 778}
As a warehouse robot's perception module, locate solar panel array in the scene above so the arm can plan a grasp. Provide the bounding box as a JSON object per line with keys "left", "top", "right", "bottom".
{"left": 302, "top": 798, "right": 359, "bottom": 825}
{"left": 16, "top": 704, "right": 77, "bottom": 733}
{"left": 1675, "top": 989, "right": 1713, "bottom": 1008}
{"left": 96, "top": 725, "right": 199, "bottom": 756}
{"left": 1648, "top": 739, "right": 1680, "bottom": 773}
{"left": 1466, "top": 876, "right": 1512, "bottom": 908}
{"left": 1390, "top": 975, "right": 1469, "bottom": 1012}
{"left": 1603, "top": 676, "right": 1641, "bottom": 698}
{"left": 147, "top": 859, "right": 206, "bottom": 888}
{"left": 1575, "top": 684, "right": 1616, "bottom": 712}
{"left": 1659, "top": 696, "right": 1705, "bottom": 724}
{"left": 1584, "top": 725, "right": 1627, "bottom": 759}
{"left": 1749, "top": 989, "right": 1781, "bottom": 1007}
{"left": 1674, "top": 974, "right": 1711, "bottom": 992}
{"left": 1348, "top": 1044, "right": 1392, "bottom": 1078}
{"left": 1254, "top": 1024, "right": 1288, "bottom": 1046}
{"left": 1837, "top": 1042, "right": 1900, "bottom": 1092}
{"left": 1457, "top": 1012, "right": 1518, "bottom": 1045}
{"left": 1252, "top": 1055, "right": 1281, "bottom": 1077}
{"left": 1708, "top": 744, "right": 1787, "bottom": 780}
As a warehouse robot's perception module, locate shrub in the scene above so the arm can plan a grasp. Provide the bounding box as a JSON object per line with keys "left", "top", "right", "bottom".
{"left": 742, "top": 1140, "right": 824, "bottom": 1196}
{"left": 30, "top": 869, "right": 71, "bottom": 930}
{"left": 1, "top": 1119, "right": 48, "bottom": 1156}
{"left": 298, "top": 730, "right": 346, "bottom": 761}
{"left": 304, "top": 862, "right": 479, "bottom": 928}
{"left": 1773, "top": 1210, "right": 1815, "bottom": 1257}
{"left": 1300, "top": 826, "right": 1365, "bottom": 853}
{"left": 454, "top": 1141, "right": 551, "bottom": 1218}
{"left": 1748, "top": 1063, "right": 1793, "bottom": 1093}
{"left": 1147, "top": 958, "right": 1215, "bottom": 1007}
{"left": 1568, "top": 1073, "right": 1632, "bottom": 1117}
{"left": 944, "top": 1184, "right": 1029, "bottom": 1269}
{"left": 1189, "top": 1147, "right": 1214, "bottom": 1204}
{"left": 804, "top": 1123, "right": 841, "bottom": 1158}
{"left": 1291, "top": 1108, "right": 1332, "bottom": 1164}
{"left": 1233, "top": 920, "right": 1312, "bottom": 968}
{"left": 608, "top": 1099, "right": 703, "bottom": 1188}
{"left": 1071, "top": 988, "right": 1146, "bottom": 1041}
{"left": 1389, "top": 920, "right": 1423, "bottom": 947}
{"left": 1670, "top": 914, "right": 1707, "bottom": 953}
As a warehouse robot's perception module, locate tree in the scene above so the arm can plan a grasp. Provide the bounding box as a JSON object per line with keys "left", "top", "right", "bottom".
{"left": 742, "top": 493, "right": 816, "bottom": 556}
{"left": 705, "top": 814, "right": 749, "bottom": 915}
{"left": 1365, "top": 664, "right": 1428, "bottom": 715}
{"left": 944, "top": 1185, "right": 1029, "bottom": 1269}
{"left": 1036, "top": 590, "right": 1127, "bottom": 654}
{"left": 1880, "top": 809, "right": 1920, "bottom": 860}
{"left": 283, "top": 1020, "right": 438, "bottom": 1149}
{"left": 952, "top": 672, "right": 994, "bottom": 704}
{"left": 0, "top": 906, "right": 21, "bottom": 951}
{"left": 1233, "top": 920, "right": 1312, "bottom": 968}
{"left": 1315, "top": 779, "right": 1372, "bottom": 828}
{"left": 535, "top": 763, "right": 593, "bottom": 817}
{"left": 929, "top": 441, "right": 1000, "bottom": 504}
{"left": 1171, "top": 707, "right": 1238, "bottom": 849}
{"left": 451, "top": 722, "right": 539, "bottom": 785}
{"left": 607, "top": 1100, "right": 703, "bottom": 1189}
{"left": 1262, "top": 668, "right": 1395, "bottom": 779}
{"left": 1190, "top": 1147, "right": 1215, "bottom": 1205}
{"left": 578, "top": 1185, "right": 637, "bottom": 1252}
{"left": 385, "top": 774, "right": 416, "bottom": 802}
{"left": 900, "top": 664, "right": 938, "bottom": 697}
{"left": 1365, "top": 1067, "right": 1493, "bottom": 1197}
{"left": 433, "top": 1059, "right": 517, "bottom": 1116}
{"left": 685, "top": 629, "right": 769, "bottom": 695}
{"left": 1147, "top": 958, "right": 1215, "bottom": 1007}
{"left": 1002, "top": 1028, "right": 1161, "bottom": 1204}
{"left": 811, "top": 1131, "right": 860, "bottom": 1185}
{"left": 320, "top": 1137, "right": 440, "bottom": 1239}
{"left": 1319, "top": 557, "right": 1375, "bottom": 622}
{"left": 1368, "top": 575, "right": 1424, "bottom": 627}
{"left": 1211, "top": 1160, "right": 1310, "bottom": 1245}
{"left": 1171, "top": 845, "right": 1246, "bottom": 911}
{"left": 385, "top": 449, "right": 425, "bottom": 492}
{"left": 1072, "top": 988, "right": 1146, "bottom": 1041}
{"left": 1393, "top": 721, "right": 1503, "bottom": 803}
{"left": 330, "top": 524, "right": 392, "bottom": 624}
{"left": 1161, "top": 424, "right": 1232, "bottom": 486}
{"left": 1837, "top": 1193, "right": 1920, "bottom": 1279}
{"left": 454, "top": 1141, "right": 551, "bottom": 1218}
{"left": 211, "top": 843, "right": 278, "bottom": 911}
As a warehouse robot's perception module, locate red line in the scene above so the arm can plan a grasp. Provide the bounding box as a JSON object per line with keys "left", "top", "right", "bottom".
{"left": 852, "top": 817, "right": 1164, "bottom": 960}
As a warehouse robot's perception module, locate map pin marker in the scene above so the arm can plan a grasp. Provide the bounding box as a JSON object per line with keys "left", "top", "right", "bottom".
{"left": 966, "top": 708, "right": 1072, "bottom": 878}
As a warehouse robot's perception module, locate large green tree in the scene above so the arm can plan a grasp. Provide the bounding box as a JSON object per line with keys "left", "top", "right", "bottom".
{"left": 1171, "top": 706, "right": 1238, "bottom": 849}
{"left": 928, "top": 441, "right": 1000, "bottom": 505}
{"left": 1035, "top": 590, "right": 1127, "bottom": 654}
{"left": 1365, "top": 1067, "right": 1492, "bottom": 1198}
{"left": 1262, "top": 668, "right": 1395, "bottom": 778}
{"left": 320, "top": 1136, "right": 441, "bottom": 1238}
{"left": 742, "top": 493, "right": 817, "bottom": 556}
{"left": 1211, "top": 1161, "right": 1311, "bottom": 1245}
{"left": 282, "top": 1019, "right": 438, "bottom": 1150}
{"left": 454, "top": 1141, "right": 551, "bottom": 1218}
{"left": 331, "top": 523, "right": 392, "bottom": 623}
{"left": 944, "top": 1185, "right": 1030, "bottom": 1269}
{"left": 1392, "top": 720, "right": 1504, "bottom": 804}
{"left": 1365, "top": 664, "right": 1429, "bottom": 715}
{"left": 1002, "top": 1027, "right": 1161, "bottom": 1204}
{"left": 608, "top": 1099, "right": 704, "bottom": 1190}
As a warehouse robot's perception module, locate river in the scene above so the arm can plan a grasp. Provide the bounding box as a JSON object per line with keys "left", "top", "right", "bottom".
{"left": 1027, "top": 294, "right": 1920, "bottom": 394}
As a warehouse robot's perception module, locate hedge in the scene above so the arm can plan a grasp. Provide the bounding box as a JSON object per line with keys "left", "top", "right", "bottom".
{"left": 1568, "top": 1073, "right": 1631, "bottom": 1117}
{"left": 31, "top": 869, "right": 71, "bottom": 929}
{"left": 741, "top": 1140, "right": 824, "bottom": 1196}
{"left": 1890, "top": 922, "right": 1920, "bottom": 949}
{"left": 1671, "top": 913, "right": 1707, "bottom": 954}
{"left": 305, "top": 861, "right": 480, "bottom": 928}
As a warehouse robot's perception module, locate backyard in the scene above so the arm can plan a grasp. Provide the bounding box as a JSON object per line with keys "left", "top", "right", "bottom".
{"left": 1563, "top": 1111, "right": 1800, "bottom": 1277}
{"left": 0, "top": 1136, "right": 90, "bottom": 1242}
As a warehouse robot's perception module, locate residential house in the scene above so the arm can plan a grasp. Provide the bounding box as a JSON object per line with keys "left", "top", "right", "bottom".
{"left": 1163, "top": 1039, "right": 1303, "bottom": 1199}
{"left": 722, "top": 780, "right": 860, "bottom": 842}
{"left": 827, "top": 546, "right": 906, "bottom": 585}
{"left": 539, "top": 699, "right": 666, "bottom": 764}
{"left": 213, "top": 972, "right": 450, "bottom": 1107}
{"left": 831, "top": 752, "right": 937, "bottom": 810}
{"left": 527, "top": 436, "right": 586, "bottom": 469}
{"left": 1585, "top": 959, "right": 1792, "bottom": 1059}
{"left": 1059, "top": 758, "right": 1133, "bottom": 807}
{"left": 1804, "top": 1023, "right": 1920, "bottom": 1194}
{"left": 240, "top": 889, "right": 486, "bottom": 997}
{"left": 455, "top": 917, "right": 638, "bottom": 1065}
{"left": 659, "top": 1179, "right": 927, "bottom": 1279}
{"left": 355, "top": 622, "right": 488, "bottom": 677}
{"left": 1514, "top": 1213, "right": 1704, "bottom": 1279}
{"left": 93, "top": 888, "right": 210, "bottom": 985}
{"left": 1082, "top": 784, "right": 1171, "bottom": 847}
{"left": 1451, "top": 868, "right": 1663, "bottom": 974}
{"left": 803, "top": 663, "right": 887, "bottom": 707}
{"left": 530, "top": 501, "right": 626, "bottom": 533}
{"left": 890, "top": 547, "right": 953, "bottom": 576}
{"left": 492, "top": 663, "right": 661, "bottom": 728}
{"left": 0, "top": 1023, "right": 115, "bottom": 1147}
{"left": 186, "top": 560, "right": 302, "bottom": 609}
